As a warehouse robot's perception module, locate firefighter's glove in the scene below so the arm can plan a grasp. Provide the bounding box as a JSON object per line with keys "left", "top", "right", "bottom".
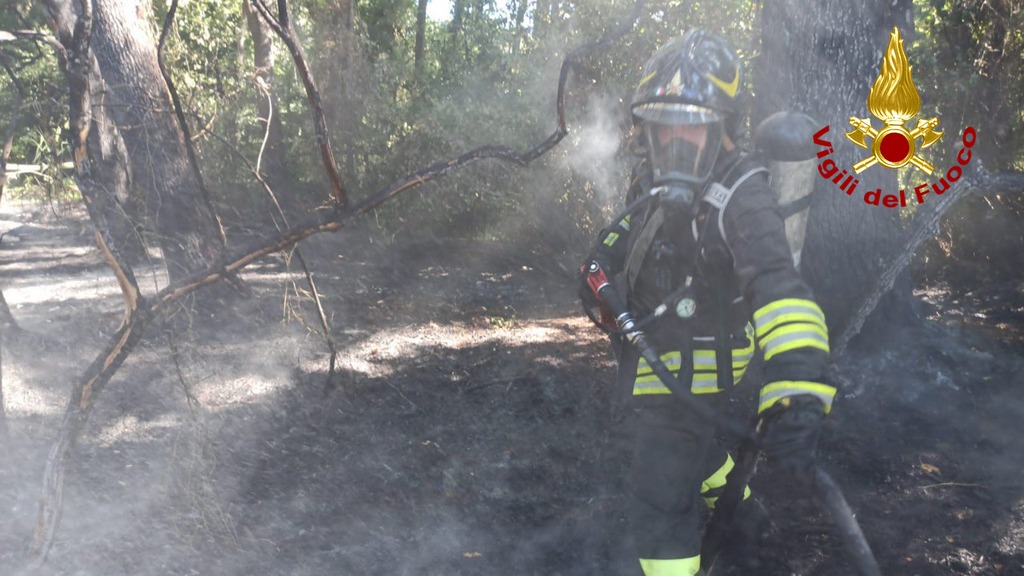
{"left": 759, "top": 395, "right": 825, "bottom": 482}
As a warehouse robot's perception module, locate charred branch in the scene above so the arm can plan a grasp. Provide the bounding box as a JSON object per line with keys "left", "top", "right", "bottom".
{"left": 250, "top": 0, "right": 348, "bottom": 208}
{"left": 28, "top": 0, "right": 647, "bottom": 560}
{"left": 157, "top": 0, "right": 228, "bottom": 249}
{"left": 831, "top": 168, "right": 1024, "bottom": 362}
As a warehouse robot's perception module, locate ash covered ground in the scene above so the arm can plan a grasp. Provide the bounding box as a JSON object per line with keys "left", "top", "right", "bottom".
{"left": 1, "top": 201, "right": 1022, "bottom": 575}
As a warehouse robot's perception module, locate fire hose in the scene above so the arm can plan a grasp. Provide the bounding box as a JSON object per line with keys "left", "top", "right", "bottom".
{"left": 583, "top": 259, "right": 881, "bottom": 576}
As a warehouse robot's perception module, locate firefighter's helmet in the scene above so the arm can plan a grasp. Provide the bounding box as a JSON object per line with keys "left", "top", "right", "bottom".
{"left": 631, "top": 29, "right": 744, "bottom": 187}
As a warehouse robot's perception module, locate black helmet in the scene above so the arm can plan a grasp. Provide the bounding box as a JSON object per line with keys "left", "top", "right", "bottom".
{"left": 631, "top": 29, "right": 744, "bottom": 188}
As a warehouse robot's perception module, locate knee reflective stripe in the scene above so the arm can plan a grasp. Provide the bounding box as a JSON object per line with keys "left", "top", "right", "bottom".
{"left": 639, "top": 556, "right": 702, "bottom": 576}
{"left": 620, "top": 214, "right": 631, "bottom": 231}
{"left": 700, "top": 454, "right": 751, "bottom": 509}
{"left": 604, "top": 231, "right": 621, "bottom": 247}
{"left": 753, "top": 299, "right": 830, "bottom": 361}
{"left": 758, "top": 381, "right": 837, "bottom": 414}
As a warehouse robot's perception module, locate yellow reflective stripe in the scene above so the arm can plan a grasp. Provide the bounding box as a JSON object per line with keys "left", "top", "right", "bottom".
{"left": 634, "top": 347, "right": 754, "bottom": 395}
{"left": 704, "top": 486, "right": 751, "bottom": 509}
{"left": 620, "top": 215, "right": 631, "bottom": 231}
{"left": 758, "top": 381, "right": 837, "bottom": 414}
{"left": 639, "top": 556, "right": 701, "bottom": 576}
{"left": 758, "top": 312, "right": 827, "bottom": 338}
{"left": 753, "top": 299, "right": 826, "bottom": 337}
{"left": 603, "top": 232, "right": 620, "bottom": 247}
{"left": 760, "top": 323, "right": 829, "bottom": 361}
{"left": 702, "top": 454, "right": 735, "bottom": 493}
{"left": 633, "top": 386, "right": 672, "bottom": 395}
{"left": 637, "top": 351, "right": 682, "bottom": 375}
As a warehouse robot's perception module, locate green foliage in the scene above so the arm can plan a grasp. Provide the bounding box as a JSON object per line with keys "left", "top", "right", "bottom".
{"left": 911, "top": 0, "right": 1024, "bottom": 283}
{"left": 4, "top": 0, "right": 1020, "bottom": 267}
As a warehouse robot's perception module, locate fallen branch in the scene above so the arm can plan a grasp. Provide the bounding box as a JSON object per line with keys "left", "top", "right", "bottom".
{"left": 29, "top": 0, "right": 648, "bottom": 560}
{"left": 831, "top": 168, "right": 1024, "bottom": 361}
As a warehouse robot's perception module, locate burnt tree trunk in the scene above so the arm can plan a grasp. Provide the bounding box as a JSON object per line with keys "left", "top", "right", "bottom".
{"left": 44, "top": 0, "right": 146, "bottom": 266}
{"left": 243, "top": 0, "right": 289, "bottom": 193}
{"left": 756, "top": 0, "right": 917, "bottom": 341}
{"left": 90, "top": 0, "right": 225, "bottom": 282}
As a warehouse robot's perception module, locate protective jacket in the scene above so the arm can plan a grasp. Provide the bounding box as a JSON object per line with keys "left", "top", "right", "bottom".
{"left": 595, "top": 148, "right": 836, "bottom": 415}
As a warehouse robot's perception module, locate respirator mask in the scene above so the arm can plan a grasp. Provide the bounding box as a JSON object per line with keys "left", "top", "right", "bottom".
{"left": 636, "top": 105, "right": 724, "bottom": 219}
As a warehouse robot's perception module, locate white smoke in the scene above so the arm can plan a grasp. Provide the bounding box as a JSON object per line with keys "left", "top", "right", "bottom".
{"left": 567, "top": 91, "right": 629, "bottom": 204}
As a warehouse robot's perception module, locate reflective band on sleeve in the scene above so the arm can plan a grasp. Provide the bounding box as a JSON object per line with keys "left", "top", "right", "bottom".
{"left": 760, "top": 323, "right": 829, "bottom": 361}
{"left": 620, "top": 215, "right": 631, "bottom": 231}
{"left": 758, "top": 381, "right": 837, "bottom": 414}
{"left": 639, "top": 556, "right": 702, "bottom": 576}
{"left": 753, "top": 299, "right": 826, "bottom": 338}
{"left": 603, "top": 232, "right": 620, "bottom": 247}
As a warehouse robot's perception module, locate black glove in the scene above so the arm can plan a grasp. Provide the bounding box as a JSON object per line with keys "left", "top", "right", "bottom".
{"left": 759, "top": 394, "right": 825, "bottom": 480}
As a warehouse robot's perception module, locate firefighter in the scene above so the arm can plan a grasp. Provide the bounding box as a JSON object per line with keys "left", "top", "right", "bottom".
{"left": 581, "top": 30, "right": 837, "bottom": 575}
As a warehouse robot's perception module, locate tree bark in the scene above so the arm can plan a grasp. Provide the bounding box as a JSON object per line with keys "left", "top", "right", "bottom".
{"left": 756, "top": 0, "right": 917, "bottom": 340}
{"left": 43, "top": 0, "right": 147, "bottom": 268}
{"left": 90, "top": 0, "right": 226, "bottom": 282}
{"left": 414, "top": 0, "right": 428, "bottom": 81}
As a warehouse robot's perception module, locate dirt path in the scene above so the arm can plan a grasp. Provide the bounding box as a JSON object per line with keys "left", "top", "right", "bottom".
{"left": 1, "top": 202, "right": 1022, "bottom": 575}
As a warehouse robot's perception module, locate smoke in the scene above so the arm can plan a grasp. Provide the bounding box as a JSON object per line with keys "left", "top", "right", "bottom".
{"left": 567, "top": 90, "right": 630, "bottom": 205}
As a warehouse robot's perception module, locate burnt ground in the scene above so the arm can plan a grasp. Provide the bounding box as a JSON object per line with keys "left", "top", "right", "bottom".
{"left": 1, "top": 199, "right": 1023, "bottom": 576}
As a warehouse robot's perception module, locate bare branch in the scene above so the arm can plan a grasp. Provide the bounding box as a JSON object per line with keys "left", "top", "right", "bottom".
{"left": 29, "top": 0, "right": 648, "bottom": 559}
{"left": 0, "top": 29, "right": 65, "bottom": 57}
{"left": 157, "top": 0, "right": 228, "bottom": 250}
{"left": 830, "top": 168, "right": 1024, "bottom": 361}
{"left": 253, "top": 79, "right": 338, "bottom": 381}
{"left": 250, "top": 0, "right": 347, "bottom": 207}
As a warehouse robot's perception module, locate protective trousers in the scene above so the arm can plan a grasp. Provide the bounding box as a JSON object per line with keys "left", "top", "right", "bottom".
{"left": 629, "top": 396, "right": 759, "bottom": 576}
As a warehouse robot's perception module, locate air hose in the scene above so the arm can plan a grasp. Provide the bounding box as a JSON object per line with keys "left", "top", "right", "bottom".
{"left": 582, "top": 259, "right": 881, "bottom": 576}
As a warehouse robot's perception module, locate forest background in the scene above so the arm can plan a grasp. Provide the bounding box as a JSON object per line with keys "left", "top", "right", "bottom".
{"left": 1, "top": 0, "right": 1024, "bottom": 575}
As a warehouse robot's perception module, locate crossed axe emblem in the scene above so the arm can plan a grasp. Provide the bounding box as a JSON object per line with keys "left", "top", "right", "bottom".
{"left": 845, "top": 117, "right": 943, "bottom": 175}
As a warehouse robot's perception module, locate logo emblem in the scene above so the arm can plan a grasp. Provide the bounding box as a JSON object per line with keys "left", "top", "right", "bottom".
{"left": 844, "top": 28, "right": 943, "bottom": 175}
{"left": 705, "top": 69, "right": 739, "bottom": 98}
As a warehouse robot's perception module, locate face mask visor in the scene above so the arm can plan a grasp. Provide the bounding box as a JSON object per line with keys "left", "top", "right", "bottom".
{"left": 636, "top": 104, "right": 724, "bottom": 186}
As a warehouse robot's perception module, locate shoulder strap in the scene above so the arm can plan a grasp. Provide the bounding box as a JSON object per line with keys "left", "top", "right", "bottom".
{"left": 623, "top": 204, "right": 664, "bottom": 295}
{"left": 699, "top": 153, "right": 770, "bottom": 245}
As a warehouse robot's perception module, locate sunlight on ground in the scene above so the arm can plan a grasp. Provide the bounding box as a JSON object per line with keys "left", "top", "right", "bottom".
{"left": 1, "top": 368, "right": 66, "bottom": 417}
{"left": 195, "top": 372, "right": 295, "bottom": 409}
{"left": 336, "top": 316, "right": 596, "bottom": 378}
{"left": 94, "top": 413, "right": 182, "bottom": 447}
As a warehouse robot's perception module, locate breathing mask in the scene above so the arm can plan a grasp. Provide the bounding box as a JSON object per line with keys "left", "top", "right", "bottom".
{"left": 638, "top": 112, "right": 724, "bottom": 218}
